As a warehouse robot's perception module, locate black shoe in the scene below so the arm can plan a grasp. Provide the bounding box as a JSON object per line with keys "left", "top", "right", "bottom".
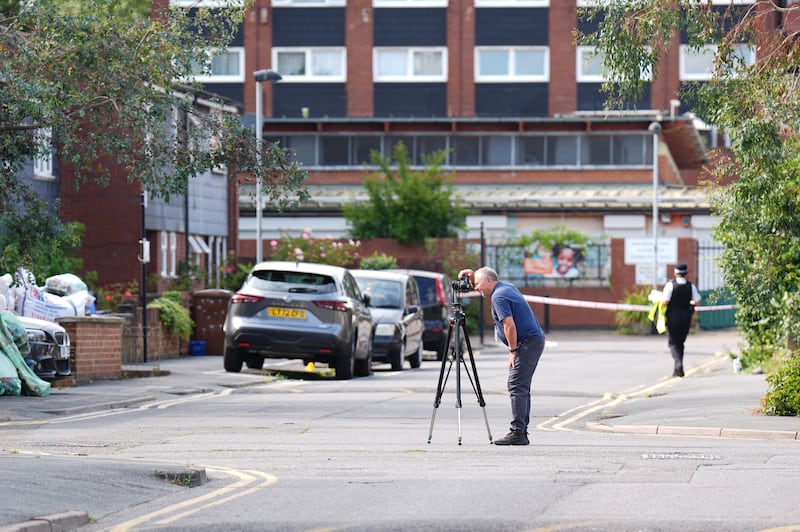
{"left": 493, "top": 430, "right": 529, "bottom": 446}
{"left": 672, "top": 366, "right": 685, "bottom": 378}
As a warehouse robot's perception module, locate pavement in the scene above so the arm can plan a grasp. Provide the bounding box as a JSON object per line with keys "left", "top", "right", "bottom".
{"left": 1, "top": 327, "right": 798, "bottom": 531}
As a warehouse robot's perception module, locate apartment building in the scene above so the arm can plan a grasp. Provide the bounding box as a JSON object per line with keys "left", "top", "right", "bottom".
{"left": 197, "top": 0, "right": 772, "bottom": 258}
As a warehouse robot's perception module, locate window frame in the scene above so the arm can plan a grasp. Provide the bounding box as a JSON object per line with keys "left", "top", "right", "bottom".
{"left": 373, "top": 47, "right": 448, "bottom": 82}
{"left": 272, "top": 47, "right": 347, "bottom": 82}
{"left": 272, "top": 0, "right": 345, "bottom": 5}
{"left": 475, "top": 46, "right": 549, "bottom": 83}
{"left": 475, "top": 0, "right": 548, "bottom": 6}
{"left": 33, "top": 127, "right": 54, "bottom": 180}
{"left": 373, "top": 0, "right": 448, "bottom": 7}
{"left": 679, "top": 43, "right": 756, "bottom": 81}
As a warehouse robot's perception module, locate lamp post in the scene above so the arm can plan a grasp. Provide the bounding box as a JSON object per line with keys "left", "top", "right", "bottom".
{"left": 254, "top": 69, "right": 282, "bottom": 264}
{"left": 648, "top": 121, "right": 662, "bottom": 290}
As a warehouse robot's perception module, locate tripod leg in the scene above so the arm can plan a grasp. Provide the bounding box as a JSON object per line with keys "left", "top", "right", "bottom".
{"left": 428, "top": 321, "right": 455, "bottom": 444}
{"left": 461, "top": 321, "right": 493, "bottom": 443}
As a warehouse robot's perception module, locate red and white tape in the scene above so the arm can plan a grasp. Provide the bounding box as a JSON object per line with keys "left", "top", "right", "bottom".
{"left": 460, "top": 291, "right": 735, "bottom": 312}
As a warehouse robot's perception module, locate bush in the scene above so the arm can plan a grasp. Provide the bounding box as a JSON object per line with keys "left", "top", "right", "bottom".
{"left": 148, "top": 291, "right": 193, "bottom": 342}
{"left": 614, "top": 287, "right": 653, "bottom": 335}
{"left": 761, "top": 354, "right": 800, "bottom": 416}
{"left": 359, "top": 252, "right": 398, "bottom": 270}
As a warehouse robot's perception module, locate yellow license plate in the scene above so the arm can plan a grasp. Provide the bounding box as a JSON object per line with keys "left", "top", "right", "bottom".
{"left": 268, "top": 307, "right": 306, "bottom": 319}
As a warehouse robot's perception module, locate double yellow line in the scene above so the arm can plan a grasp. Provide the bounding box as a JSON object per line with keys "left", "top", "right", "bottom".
{"left": 537, "top": 352, "right": 727, "bottom": 432}
{"left": 110, "top": 466, "right": 278, "bottom": 531}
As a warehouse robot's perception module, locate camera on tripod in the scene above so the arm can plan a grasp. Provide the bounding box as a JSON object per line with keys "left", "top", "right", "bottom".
{"left": 453, "top": 273, "right": 472, "bottom": 292}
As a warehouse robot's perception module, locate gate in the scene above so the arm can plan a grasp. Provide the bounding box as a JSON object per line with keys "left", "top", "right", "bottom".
{"left": 697, "top": 241, "right": 737, "bottom": 330}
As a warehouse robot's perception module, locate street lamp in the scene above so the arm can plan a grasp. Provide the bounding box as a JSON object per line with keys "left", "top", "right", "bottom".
{"left": 254, "top": 69, "right": 282, "bottom": 264}
{"left": 649, "top": 120, "right": 662, "bottom": 291}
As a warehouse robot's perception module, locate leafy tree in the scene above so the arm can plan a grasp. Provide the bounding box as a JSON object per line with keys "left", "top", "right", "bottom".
{"left": 577, "top": 1, "right": 800, "bottom": 367}
{"left": 0, "top": 0, "right": 308, "bottom": 278}
{"left": 343, "top": 142, "right": 468, "bottom": 245}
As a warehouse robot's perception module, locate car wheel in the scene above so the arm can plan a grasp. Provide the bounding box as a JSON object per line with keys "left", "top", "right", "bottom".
{"left": 408, "top": 345, "right": 422, "bottom": 369}
{"left": 245, "top": 357, "right": 264, "bottom": 370}
{"left": 390, "top": 341, "right": 405, "bottom": 371}
{"left": 335, "top": 335, "right": 356, "bottom": 380}
{"left": 224, "top": 346, "right": 243, "bottom": 373}
{"left": 354, "top": 335, "right": 373, "bottom": 377}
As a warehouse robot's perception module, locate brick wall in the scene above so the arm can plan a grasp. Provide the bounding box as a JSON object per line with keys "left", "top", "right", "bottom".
{"left": 57, "top": 316, "right": 124, "bottom": 383}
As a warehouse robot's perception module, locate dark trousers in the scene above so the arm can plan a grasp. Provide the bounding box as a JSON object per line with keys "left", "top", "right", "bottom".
{"left": 666, "top": 311, "right": 692, "bottom": 370}
{"left": 507, "top": 336, "right": 545, "bottom": 433}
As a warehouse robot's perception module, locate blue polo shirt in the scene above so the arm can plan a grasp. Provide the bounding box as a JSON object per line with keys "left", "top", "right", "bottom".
{"left": 491, "top": 281, "right": 544, "bottom": 347}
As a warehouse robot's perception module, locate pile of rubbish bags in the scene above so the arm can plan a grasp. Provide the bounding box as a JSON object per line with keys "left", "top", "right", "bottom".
{"left": 0, "top": 310, "right": 50, "bottom": 397}
{"left": 0, "top": 269, "right": 94, "bottom": 397}
{"left": 1, "top": 269, "right": 94, "bottom": 322}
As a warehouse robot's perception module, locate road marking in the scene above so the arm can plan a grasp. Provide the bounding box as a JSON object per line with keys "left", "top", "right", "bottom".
{"left": 108, "top": 466, "right": 277, "bottom": 531}
{"left": 537, "top": 352, "right": 727, "bottom": 432}
{"left": 0, "top": 389, "right": 234, "bottom": 428}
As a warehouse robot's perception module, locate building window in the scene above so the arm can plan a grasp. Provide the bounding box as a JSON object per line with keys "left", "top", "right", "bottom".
{"left": 169, "top": 232, "right": 177, "bottom": 278}
{"left": 272, "top": 0, "right": 345, "bottom": 5}
{"left": 273, "top": 48, "right": 346, "bottom": 82}
{"left": 191, "top": 47, "right": 244, "bottom": 83}
{"left": 475, "top": 47, "right": 548, "bottom": 82}
{"left": 170, "top": 0, "right": 245, "bottom": 6}
{"left": 577, "top": 46, "right": 652, "bottom": 82}
{"left": 576, "top": 46, "right": 607, "bottom": 82}
{"left": 267, "top": 132, "right": 654, "bottom": 169}
{"left": 373, "top": 0, "right": 448, "bottom": 6}
{"left": 680, "top": 43, "right": 755, "bottom": 81}
{"left": 33, "top": 128, "right": 54, "bottom": 179}
{"left": 475, "top": 0, "right": 548, "bottom": 6}
{"left": 374, "top": 48, "right": 447, "bottom": 82}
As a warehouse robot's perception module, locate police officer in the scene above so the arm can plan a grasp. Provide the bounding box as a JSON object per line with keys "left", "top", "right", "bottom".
{"left": 662, "top": 263, "right": 701, "bottom": 377}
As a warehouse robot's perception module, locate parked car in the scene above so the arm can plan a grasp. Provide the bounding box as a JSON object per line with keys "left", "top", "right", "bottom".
{"left": 386, "top": 269, "right": 453, "bottom": 360}
{"left": 18, "top": 316, "right": 71, "bottom": 379}
{"left": 222, "top": 261, "right": 373, "bottom": 379}
{"left": 351, "top": 270, "right": 425, "bottom": 371}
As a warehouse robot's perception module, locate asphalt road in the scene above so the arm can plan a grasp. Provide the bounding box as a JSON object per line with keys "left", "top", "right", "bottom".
{"left": 1, "top": 329, "right": 799, "bottom": 532}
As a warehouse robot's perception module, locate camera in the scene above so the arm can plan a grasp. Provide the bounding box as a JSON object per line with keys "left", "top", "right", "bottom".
{"left": 454, "top": 273, "right": 472, "bottom": 292}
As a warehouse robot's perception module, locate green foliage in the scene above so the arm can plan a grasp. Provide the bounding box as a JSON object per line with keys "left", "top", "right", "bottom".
{"left": 614, "top": 287, "right": 653, "bottom": 335}
{"left": 762, "top": 354, "right": 800, "bottom": 417}
{"left": 94, "top": 282, "right": 138, "bottom": 313}
{"left": 0, "top": 202, "right": 92, "bottom": 283}
{"left": 219, "top": 253, "right": 252, "bottom": 292}
{"left": 515, "top": 226, "right": 591, "bottom": 250}
{"left": 342, "top": 142, "right": 468, "bottom": 245}
{"left": 579, "top": 2, "right": 800, "bottom": 385}
{"left": 1, "top": 0, "right": 308, "bottom": 262}
{"left": 358, "top": 253, "right": 398, "bottom": 270}
{"left": 267, "top": 229, "right": 360, "bottom": 267}
{"left": 148, "top": 291, "right": 193, "bottom": 342}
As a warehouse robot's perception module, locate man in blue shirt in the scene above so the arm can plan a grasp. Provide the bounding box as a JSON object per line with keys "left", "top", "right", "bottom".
{"left": 459, "top": 266, "right": 545, "bottom": 445}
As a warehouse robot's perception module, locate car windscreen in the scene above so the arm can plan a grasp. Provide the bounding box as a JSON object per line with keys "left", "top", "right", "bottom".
{"left": 355, "top": 279, "right": 403, "bottom": 308}
{"left": 248, "top": 270, "right": 337, "bottom": 294}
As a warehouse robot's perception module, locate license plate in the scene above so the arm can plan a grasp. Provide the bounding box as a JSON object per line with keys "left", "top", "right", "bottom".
{"left": 268, "top": 307, "right": 306, "bottom": 319}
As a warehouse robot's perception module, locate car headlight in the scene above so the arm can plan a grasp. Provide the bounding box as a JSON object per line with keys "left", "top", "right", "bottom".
{"left": 375, "top": 323, "right": 398, "bottom": 337}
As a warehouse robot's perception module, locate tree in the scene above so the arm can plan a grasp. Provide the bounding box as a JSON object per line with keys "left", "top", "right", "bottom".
{"left": 342, "top": 142, "right": 468, "bottom": 245}
{"left": 0, "top": 0, "right": 308, "bottom": 279}
{"left": 576, "top": 1, "right": 800, "bottom": 367}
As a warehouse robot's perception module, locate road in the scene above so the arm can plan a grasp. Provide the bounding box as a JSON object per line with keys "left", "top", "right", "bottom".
{"left": 1, "top": 329, "right": 799, "bottom": 531}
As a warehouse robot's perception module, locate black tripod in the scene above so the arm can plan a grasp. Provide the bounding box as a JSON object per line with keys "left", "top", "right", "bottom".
{"left": 427, "top": 283, "right": 493, "bottom": 445}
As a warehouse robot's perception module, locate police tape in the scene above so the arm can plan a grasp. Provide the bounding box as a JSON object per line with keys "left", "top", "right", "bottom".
{"left": 459, "top": 291, "right": 735, "bottom": 313}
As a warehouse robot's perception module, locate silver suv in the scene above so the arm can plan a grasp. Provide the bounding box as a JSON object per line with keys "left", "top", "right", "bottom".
{"left": 223, "top": 261, "right": 374, "bottom": 379}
